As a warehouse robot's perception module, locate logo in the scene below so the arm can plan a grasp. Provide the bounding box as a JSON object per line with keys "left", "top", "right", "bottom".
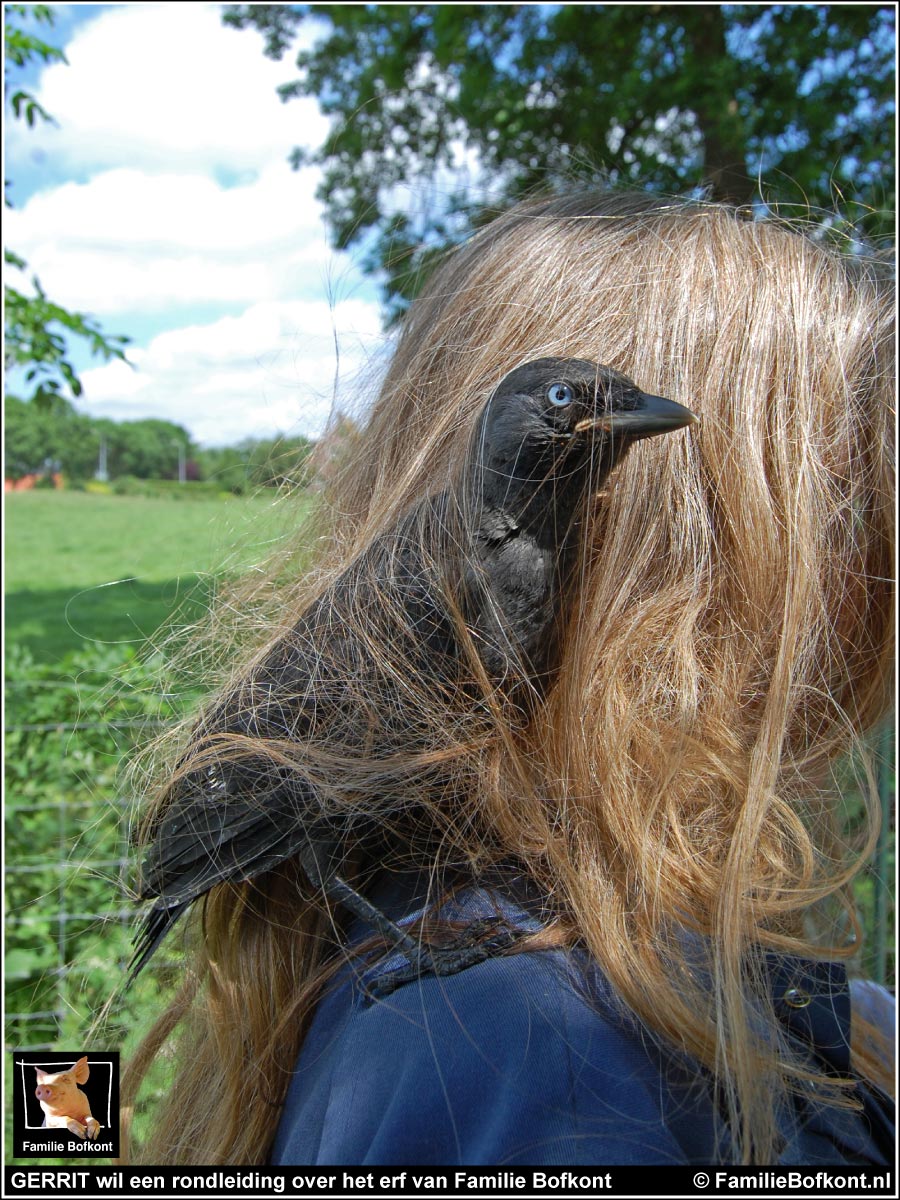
{"left": 12, "top": 1051, "right": 120, "bottom": 1158}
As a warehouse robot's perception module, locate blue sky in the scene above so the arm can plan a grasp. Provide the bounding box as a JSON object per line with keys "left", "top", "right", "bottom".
{"left": 5, "top": 3, "right": 387, "bottom": 446}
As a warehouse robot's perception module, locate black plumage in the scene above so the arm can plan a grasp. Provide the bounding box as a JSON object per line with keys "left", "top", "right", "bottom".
{"left": 131, "top": 358, "right": 696, "bottom": 976}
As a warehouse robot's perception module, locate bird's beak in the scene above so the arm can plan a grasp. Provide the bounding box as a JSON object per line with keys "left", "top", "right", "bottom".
{"left": 575, "top": 392, "right": 699, "bottom": 439}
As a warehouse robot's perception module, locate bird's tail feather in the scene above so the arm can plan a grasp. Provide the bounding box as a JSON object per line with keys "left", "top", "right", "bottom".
{"left": 128, "top": 901, "right": 188, "bottom": 981}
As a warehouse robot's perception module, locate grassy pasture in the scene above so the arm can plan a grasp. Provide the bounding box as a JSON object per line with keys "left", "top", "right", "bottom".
{"left": 5, "top": 490, "right": 311, "bottom": 662}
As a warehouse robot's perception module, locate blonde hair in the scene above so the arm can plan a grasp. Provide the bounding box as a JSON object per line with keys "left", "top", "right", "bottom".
{"left": 124, "top": 192, "right": 894, "bottom": 1165}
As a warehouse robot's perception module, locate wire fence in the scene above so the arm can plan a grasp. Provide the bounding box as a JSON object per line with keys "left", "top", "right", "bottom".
{"left": 4, "top": 647, "right": 182, "bottom": 1055}
{"left": 4, "top": 663, "right": 896, "bottom": 1057}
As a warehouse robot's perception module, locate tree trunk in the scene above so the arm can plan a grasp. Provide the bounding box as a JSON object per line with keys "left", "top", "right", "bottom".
{"left": 682, "top": 8, "right": 752, "bottom": 204}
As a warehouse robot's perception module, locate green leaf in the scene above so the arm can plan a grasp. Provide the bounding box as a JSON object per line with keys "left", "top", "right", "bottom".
{"left": 5, "top": 947, "right": 53, "bottom": 978}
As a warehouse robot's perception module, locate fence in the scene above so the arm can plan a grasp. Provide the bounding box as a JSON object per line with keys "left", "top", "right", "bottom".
{"left": 4, "top": 646, "right": 184, "bottom": 1058}
{"left": 4, "top": 651, "right": 896, "bottom": 1059}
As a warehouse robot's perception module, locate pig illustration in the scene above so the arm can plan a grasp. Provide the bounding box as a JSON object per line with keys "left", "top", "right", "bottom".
{"left": 33, "top": 1056, "right": 101, "bottom": 1140}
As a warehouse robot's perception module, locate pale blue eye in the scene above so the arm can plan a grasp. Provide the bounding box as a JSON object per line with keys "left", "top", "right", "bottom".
{"left": 548, "top": 383, "right": 574, "bottom": 407}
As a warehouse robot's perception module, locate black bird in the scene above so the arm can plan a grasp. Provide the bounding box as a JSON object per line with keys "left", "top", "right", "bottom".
{"left": 131, "top": 359, "right": 696, "bottom": 977}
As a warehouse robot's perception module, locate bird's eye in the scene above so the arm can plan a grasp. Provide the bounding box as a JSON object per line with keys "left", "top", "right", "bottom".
{"left": 547, "top": 382, "right": 575, "bottom": 407}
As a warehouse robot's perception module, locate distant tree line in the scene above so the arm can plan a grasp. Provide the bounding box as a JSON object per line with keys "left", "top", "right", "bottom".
{"left": 4, "top": 393, "right": 316, "bottom": 493}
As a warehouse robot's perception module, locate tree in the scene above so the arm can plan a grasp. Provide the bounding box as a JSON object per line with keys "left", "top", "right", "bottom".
{"left": 5, "top": 393, "right": 99, "bottom": 480}
{"left": 243, "top": 434, "right": 315, "bottom": 488}
{"left": 224, "top": 4, "right": 895, "bottom": 319}
{"left": 197, "top": 434, "right": 316, "bottom": 493}
{"left": 4, "top": 5, "right": 130, "bottom": 408}
{"left": 99, "top": 418, "right": 193, "bottom": 481}
{"left": 3, "top": 399, "right": 197, "bottom": 483}
{"left": 196, "top": 444, "right": 251, "bottom": 494}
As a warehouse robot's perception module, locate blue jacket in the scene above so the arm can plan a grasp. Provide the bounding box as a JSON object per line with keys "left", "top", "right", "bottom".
{"left": 271, "top": 873, "right": 894, "bottom": 1165}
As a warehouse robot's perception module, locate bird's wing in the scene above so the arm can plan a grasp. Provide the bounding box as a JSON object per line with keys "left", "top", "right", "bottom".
{"left": 130, "top": 492, "right": 484, "bottom": 975}
{"left": 138, "top": 769, "right": 310, "bottom": 906}
{"left": 131, "top": 766, "right": 342, "bottom": 978}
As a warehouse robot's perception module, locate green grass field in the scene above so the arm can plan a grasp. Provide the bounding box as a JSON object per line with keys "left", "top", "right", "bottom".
{"left": 5, "top": 490, "right": 312, "bottom": 662}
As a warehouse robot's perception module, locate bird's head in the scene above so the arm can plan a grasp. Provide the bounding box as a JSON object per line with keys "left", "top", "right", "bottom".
{"left": 472, "top": 357, "right": 698, "bottom": 537}
{"left": 481, "top": 356, "right": 697, "bottom": 464}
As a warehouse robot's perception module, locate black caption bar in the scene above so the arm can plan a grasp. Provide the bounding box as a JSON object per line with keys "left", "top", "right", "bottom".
{"left": 4, "top": 1165, "right": 895, "bottom": 1199}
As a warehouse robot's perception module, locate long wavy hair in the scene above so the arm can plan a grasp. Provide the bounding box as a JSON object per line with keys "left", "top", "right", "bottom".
{"left": 122, "top": 191, "right": 894, "bottom": 1165}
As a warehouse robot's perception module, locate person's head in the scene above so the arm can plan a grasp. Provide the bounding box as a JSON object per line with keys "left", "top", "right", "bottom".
{"left": 126, "top": 191, "right": 894, "bottom": 1165}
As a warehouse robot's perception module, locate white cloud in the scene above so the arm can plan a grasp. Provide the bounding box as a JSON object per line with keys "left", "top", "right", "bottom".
{"left": 4, "top": 161, "right": 346, "bottom": 315}
{"left": 4, "top": 2, "right": 391, "bottom": 446}
{"left": 78, "top": 300, "right": 390, "bottom": 446}
{"left": 6, "top": 3, "right": 329, "bottom": 175}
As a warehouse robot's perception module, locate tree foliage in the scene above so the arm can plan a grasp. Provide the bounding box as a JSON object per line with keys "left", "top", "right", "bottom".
{"left": 4, "top": 270, "right": 131, "bottom": 409}
{"left": 5, "top": 395, "right": 193, "bottom": 482}
{"left": 4, "top": 4, "right": 130, "bottom": 408}
{"left": 94, "top": 417, "right": 194, "bottom": 482}
{"left": 197, "top": 434, "right": 315, "bottom": 493}
{"left": 224, "top": 3, "right": 895, "bottom": 318}
{"left": 4, "top": 2, "right": 65, "bottom": 127}
{"left": 5, "top": 392, "right": 317, "bottom": 492}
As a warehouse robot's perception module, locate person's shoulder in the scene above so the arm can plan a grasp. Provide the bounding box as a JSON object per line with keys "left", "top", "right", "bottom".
{"left": 277, "top": 878, "right": 895, "bottom": 1167}
{"left": 343, "top": 873, "right": 649, "bottom": 1066}
{"left": 352, "top": 874, "right": 621, "bottom": 1035}
{"left": 357, "top": 935, "right": 614, "bottom": 1045}
{"left": 281, "top": 924, "right": 698, "bottom": 1165}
